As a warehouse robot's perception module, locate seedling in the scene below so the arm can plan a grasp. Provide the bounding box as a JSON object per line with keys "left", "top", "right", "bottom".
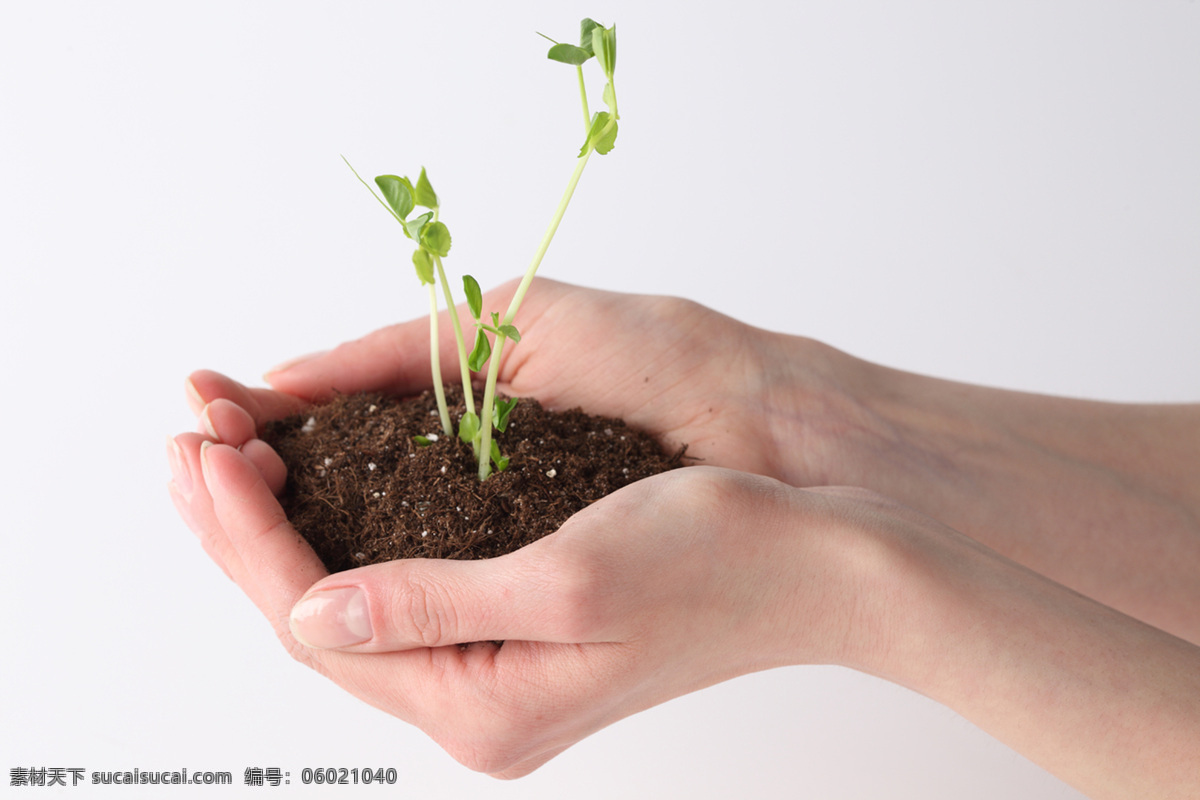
{"left": 344, "top": 17, "right": 619, "bottom": 480}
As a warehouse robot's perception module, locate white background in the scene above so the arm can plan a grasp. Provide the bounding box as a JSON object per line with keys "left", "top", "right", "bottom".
{"left": 2, "top": 1, "right": 1197, "bottom": 798}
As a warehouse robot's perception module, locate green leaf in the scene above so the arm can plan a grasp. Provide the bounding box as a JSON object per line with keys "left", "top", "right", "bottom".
{"left": 493, "top": 397, "right": 518, "bottom": 432}
{"left": 490, "top": 440, "right": 510, "bottom": 472}
{"left": 602, "top": 81, "right": 617, "bottom": 116}
{"left": 403, "top": 211, "right": 433, "bottom": 242}
{"left": 468, "top": 328, "right": 491, "bottom": 372}
{"left": 579, "top": 18, "right": 602, "bottom": 54}
{"left": 375, "top": 175, "right": 414, "bottom": 220}
{"left": 595, "top": 117, "right": 618, "bottom": 154}
{"left": 490, "top": 311, "right": 501, "bottom": 328}
{"left": 413, "top": 435, "right": 432, "bottom": 447}
{"left": 420, "top": 220, "right": 452, "bottom": 257}
{"left": 579, "top": 111, "right": 618, "bottom": 157}
{"left": 499, "top": 324, "right": 521, "bottom": 342}
{"left": 463, "top": 275, "right": 482, "bottom": 320}
{"left": 343, "top": 155, "right": 405, "bottom": 224}
{"left": 414, "top": 167, "right": 438, "bottom": 209}
{"left": 592, "top": 23, "right": 616, "bottom": 77}
{"left": 547, "top": 43, "right": 591, "bottom": 65}
{"left": 458, "top": 412, "right": 480, "bottom": 444}
{"left": 412, "top": 249, "right": 434, "bottom": 285}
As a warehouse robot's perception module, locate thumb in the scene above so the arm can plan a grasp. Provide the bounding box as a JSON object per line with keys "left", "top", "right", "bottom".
{"left": 262, "top": 315, "right": 438, "bottom": 402}
{"left": 263, "top": 278, "right": 526, "bottom": 401}
{"left": 287, "top": 545, "right": 605, "bottom": 652}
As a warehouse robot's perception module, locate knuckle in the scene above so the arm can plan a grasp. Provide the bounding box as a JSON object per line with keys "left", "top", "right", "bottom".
{"left": 655, "top": 293, "right": 701, "bottom": 318}
{"left": 278, "top": 623, "right": 326, "bottom": 674}
{"left": 656, "top": 466, "right": 746, "bottom": 521}
{"left": 816, "top": 484, "right": 898, "bottom": 510}
{"left": 395, "top": 570, "right": 456, "bottom": 648}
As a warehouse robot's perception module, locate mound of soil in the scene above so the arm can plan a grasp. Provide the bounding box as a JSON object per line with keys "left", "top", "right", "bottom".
{"left": 262, "top": 386, "right": 683, "bottom": 572}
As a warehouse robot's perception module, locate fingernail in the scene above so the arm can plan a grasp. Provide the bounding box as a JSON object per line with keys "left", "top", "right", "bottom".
{"left": 185, "top": 377, "right": 206, "bottom": 412}
{"left": 290, "top": 587, "right": 372, "bottom": 649}
{"left": 264, "top": 351, "right": 327, "bottom": 380}
{"left": 199, "top": 440, "right": 213, "bottom": 484}
{"left": 166, "top": 437, "right": 192, "bottom": 497}
{"left": 199, "top": 404, "right": 219, "bottom": 440}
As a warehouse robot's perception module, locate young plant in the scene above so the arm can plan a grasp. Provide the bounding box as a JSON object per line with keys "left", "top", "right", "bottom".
{"left": 344, "top": 17, "right": 619, "bottom": 481}
{"left": 340, "top": 161, "right": 477, "bottom": 441}
{"left": 473, "top": 17, "right": 618, "bottom": 479}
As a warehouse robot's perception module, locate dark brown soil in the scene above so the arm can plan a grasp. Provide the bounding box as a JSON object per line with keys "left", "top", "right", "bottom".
{"left": 263, "top": 386, "right": 683, "bottom": 573}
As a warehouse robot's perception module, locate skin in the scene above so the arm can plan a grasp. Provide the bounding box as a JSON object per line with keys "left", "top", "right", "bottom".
{"left": 168, "top": 277, "right": 1200, "bottom": 796}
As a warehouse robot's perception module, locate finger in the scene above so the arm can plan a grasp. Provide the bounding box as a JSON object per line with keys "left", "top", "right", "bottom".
{"left": 168, "top": 481, "right": 233, "bottom": 581}
{"left": 241, "top": 439, "right": 287, "bottom": 497}
{"left": 199, "top": 399, "right": 257, "bottom": 446}
{"left": 168, "top": 433, "right": 247, "bottom": 582}
{"left": 201, "top": 442, "right": 327, "bottom": 629}
{"left": 194, "top": 397, "right": 288, "bottom": 495}
{"left": 264, "top": 278, "right": 525, "bottom": 400}
{"left": 263, "top": 318, "right": 433, "bottom": 400}
{"left": 287, "top": 542, "right": 604, "bottom": 652}
{"left": 186, "top": 370, "right": 308, "bottom": 429}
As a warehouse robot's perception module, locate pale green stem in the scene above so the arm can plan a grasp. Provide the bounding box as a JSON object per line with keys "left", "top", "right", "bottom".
{"left": 576, "top": 65, "right": 590, "bottom": 132}
{"left": 500, "top": 147, "right": 592, "bottom": 328}
{"left": 478, "top": 147, "right": 595, "bottom": 479}
{"left": 433, "top": 254, "right": 475, "bottom": 417}
{"left": 427, "top": 283, "right": 452, "bottom": 436}
{"left": 477, "top": 332, "right": 509, "bottom": 481}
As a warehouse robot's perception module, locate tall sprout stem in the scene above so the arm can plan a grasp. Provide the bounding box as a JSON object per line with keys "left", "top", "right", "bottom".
{"left": 576, "top": 65, "right": 590, "bottom": 131}
{"left": 477, "top": 333, "right": 508, "bottom": 480}
{"left": 427, "top": 283, "right": 452, "bottom": 436}
{"left": 502, "top": 148, "right": 592, "bottom": 326}
{"left": 433, "top": 254, "right": 476, "bottom": 418}
{"left": 478, "top": 147, "right": 594, "bottom": 480}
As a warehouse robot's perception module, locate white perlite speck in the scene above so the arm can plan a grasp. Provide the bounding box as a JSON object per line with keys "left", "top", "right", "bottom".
{"left": 301, "top": 417, "right": 316, "bottom": 434}
{"left": 546, "top": 468, "right": 557, "bottom": 478}
{"left": 368, "top": 462, "right": 377, "bottom": 471}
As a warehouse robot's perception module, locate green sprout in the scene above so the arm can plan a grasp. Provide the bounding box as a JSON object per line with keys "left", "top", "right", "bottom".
{"left": 345, "top": 17, "right": 619, "bottom": 481}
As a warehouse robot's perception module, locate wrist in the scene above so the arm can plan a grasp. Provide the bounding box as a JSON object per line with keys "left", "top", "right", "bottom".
{"left": 755, "top": 335, "right": 955, "bottom": 494}
{"left": 760, "top": 485, "right": 935, "bottom": 676}
{"left": 849, "top": 502, "right": 1200, "bottom": 799}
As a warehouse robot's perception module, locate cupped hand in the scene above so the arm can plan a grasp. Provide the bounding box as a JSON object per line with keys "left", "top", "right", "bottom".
{"left": 167, "top": 404, "right": 877, "bottom": 777}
